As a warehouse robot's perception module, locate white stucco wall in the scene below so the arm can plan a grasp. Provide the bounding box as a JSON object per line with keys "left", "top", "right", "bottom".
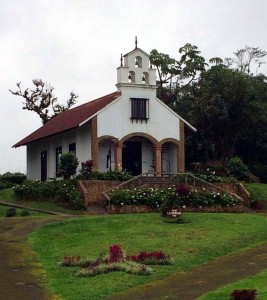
{"left": 97, "top": 91, "right": 180, "bottom": 143}
{"left": 98, "top": 140, "right": 115, "bottom": 172}
{"left": 141, "top": 141, "right": 154, "bottom": 173}
{"left": 26, "top": 123, "right": 92, "bottom": 180}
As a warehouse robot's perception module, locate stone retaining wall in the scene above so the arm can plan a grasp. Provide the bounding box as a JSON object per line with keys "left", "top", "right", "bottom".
{"left": 77, "top": 180, "right": 120, "bottom": 205}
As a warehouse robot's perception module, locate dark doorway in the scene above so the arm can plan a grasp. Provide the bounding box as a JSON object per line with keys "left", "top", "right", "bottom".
{"left": 122, "top": 141, "right": 142, "bottom": 176}
{"left": 41, "top": 151, "right": 47, "bottom": 182}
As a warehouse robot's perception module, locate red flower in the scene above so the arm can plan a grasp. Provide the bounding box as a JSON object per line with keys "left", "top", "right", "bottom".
{"left": 109, "top": 244, "right": 123, "bottom": 262}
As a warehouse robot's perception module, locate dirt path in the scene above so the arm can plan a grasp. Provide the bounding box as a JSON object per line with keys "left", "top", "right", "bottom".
{"left": 0, "top": 216, "right": 69, "bottom": 300}
{"left": 2, "top": 215, "right": 267, "bottom": 300}
{"left": 108, "top": 243, "right": 267, "bottom": 300}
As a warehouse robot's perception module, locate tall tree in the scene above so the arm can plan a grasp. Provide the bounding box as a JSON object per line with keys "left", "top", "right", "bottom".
{"left": 150, "top": 43, "right": 207, "bottom": 105}
{"left": 225, "top": 46, "right": 266, "bottom": 75}
{"left": 183, "top": 65, "right": 267, "bottom": 162}
{"left": 9, "top": 79, "right": 78, "bottom": 124}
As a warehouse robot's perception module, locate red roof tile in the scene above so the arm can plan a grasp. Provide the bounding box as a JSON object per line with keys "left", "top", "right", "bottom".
{"left": 13, "top": 91, "right": 120, "bottom": 147}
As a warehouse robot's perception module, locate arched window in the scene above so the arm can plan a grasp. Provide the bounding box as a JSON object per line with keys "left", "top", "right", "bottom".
{"left": 142, "top": 72, "right": 149, "bottom": 84}
{"left": 128, "top": 71, "right": 135, "bottom": 83}
{"left": 135, "top": 56, "right": 142, "bottom": 68}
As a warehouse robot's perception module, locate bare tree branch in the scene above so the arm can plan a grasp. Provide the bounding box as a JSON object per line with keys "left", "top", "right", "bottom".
{"left": 9, "top": 79, "right": 78, "bottom": 124}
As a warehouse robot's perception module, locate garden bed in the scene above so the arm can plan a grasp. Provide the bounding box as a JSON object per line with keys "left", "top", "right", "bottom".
{"left": 107, "top": 204, "right": 243, "bottom": 214}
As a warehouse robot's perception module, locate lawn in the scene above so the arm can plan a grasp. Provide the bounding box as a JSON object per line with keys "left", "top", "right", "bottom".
{"left": 0, "top": 188, "right": 82, "bottom": 215}
{"left": 29, "top": 213, "right": 267, "bottom": 300}
{"left": 244, "top": 183, "right": 267, "bottom": 201}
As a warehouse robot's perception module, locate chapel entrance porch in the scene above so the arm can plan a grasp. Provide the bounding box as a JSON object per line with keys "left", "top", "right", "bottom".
{"left": 96, "top": 134, "right": 182, "bottom": 175}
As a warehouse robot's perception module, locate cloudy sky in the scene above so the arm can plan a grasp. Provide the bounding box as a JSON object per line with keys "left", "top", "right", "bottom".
{"left": 1, "top": 0, "right": 267, "bottom": 174}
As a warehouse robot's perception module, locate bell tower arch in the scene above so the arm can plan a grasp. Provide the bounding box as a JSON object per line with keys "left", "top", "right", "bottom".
{"left": 116, "top": 37, "right": 157, "bottom": 97}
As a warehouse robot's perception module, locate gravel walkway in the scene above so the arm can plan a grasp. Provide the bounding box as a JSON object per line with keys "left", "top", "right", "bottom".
{"left": 0, "top": 216, "right": 68, "bottom": 300}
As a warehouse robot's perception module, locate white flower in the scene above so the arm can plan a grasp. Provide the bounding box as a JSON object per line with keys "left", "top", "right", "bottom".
{"left": 121, "top": 202, "right": 124, "bottom": 206}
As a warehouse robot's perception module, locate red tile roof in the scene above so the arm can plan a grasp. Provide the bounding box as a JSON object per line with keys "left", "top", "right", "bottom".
{"left": 13, "top": 91, "right": 120, "bottom": 147}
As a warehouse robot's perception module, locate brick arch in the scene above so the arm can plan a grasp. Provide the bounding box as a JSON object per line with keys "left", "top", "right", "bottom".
{"left": 120, "top": 132, "right": 159, "bottom": 145}
{"left": 97, "top": 135, "right": 119, "bottom": 143}
{"left": 160, "top": 138, "right": 180, "bottom": 147}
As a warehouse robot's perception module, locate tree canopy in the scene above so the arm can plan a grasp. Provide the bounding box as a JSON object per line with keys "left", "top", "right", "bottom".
{"left": 150, "top": 44, "right": 267, "bottom": 169}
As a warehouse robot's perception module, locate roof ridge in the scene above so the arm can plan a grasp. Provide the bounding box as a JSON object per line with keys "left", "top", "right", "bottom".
{"left": 67, "top": 91, "right": 118, "bottom": 112}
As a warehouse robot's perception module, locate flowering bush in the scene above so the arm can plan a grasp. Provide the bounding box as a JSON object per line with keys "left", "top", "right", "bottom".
{"left": 109, "top": 187, "right": 167, "bottom": 207}
{"left": 91, "top": 170, "right": 132, "bottom": 181}
{"left": 194, "top": 173, "right": 237, "bottom": 183}
{"left": 127, "top": 250, "right": 173, "bottom": 265}
{"left": 77, "top": 165, "right": 132, "bottom": 181}
{"left": 79, "top": 160, "right": 93, "bottom": 179}
{"left": 230, "top": 289, "right": 257, "bottom": 300}
{"left": 61, "top": 244, "right": 172, "bottom": 277}
{"left": 109, "top": 185, "right": 240, "bottom": 209}
{"left": 13, "top": 179, "right": 84, "bottom": 210}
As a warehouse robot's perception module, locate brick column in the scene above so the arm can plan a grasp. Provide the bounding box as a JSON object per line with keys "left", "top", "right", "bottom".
{"left": 178, "top": 120, "right": 185, "bottom": 172}
{"left": 91, "top": 116, "right": 98, "bottom": 171}
{"left": 154, "top": 144, "right": 162, "bottom": 176}
{"left": 115, "top": 142, "right": 123, "bottom": 171}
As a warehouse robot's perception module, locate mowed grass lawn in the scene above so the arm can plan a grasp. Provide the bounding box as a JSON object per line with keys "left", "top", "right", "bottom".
{"left": 29, "top": 213, "right": 267, "bottom": 300}
{"left": 244, "top": 183, "right": 267, "bottom": 201}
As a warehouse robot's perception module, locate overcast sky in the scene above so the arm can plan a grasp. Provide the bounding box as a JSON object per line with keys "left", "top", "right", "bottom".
{"left": 1, "top": 0, "right": 267, "bottom": 175}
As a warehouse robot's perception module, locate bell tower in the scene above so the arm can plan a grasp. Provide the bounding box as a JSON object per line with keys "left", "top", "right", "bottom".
{"left": 116, "top": 37, "right": 157, "bottom": 98}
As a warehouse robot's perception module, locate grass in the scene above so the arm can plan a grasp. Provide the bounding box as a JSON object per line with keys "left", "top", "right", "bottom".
{"left": 244, "top": 183, "right": 267, "bottom": 201}
{"left": 197, "top": 269, "right": 267, "bottom": 300}
{"left": 29, "top": 213, "right": 267, "bottom": 300}
{"left": 0, "top": 188, "right": 82, "bottom": 215}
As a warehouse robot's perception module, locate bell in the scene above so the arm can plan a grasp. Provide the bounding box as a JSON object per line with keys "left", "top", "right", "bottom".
{"left": 128, "top": 73, "right": 132, "bottom": 80}
{"left": 135, "top": 60, "right": 139, "bottom": 67}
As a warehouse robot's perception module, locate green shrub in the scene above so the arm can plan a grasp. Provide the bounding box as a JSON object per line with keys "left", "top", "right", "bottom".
{"left": 20, "top": 210, "right": 30, "bottom": 217}
{"left": 6, "top": 207, "right": 16, "bottom": 217}
{"left": 194, "top": 174, "right": 237, "bottom": 183}
{"left": 226, "top": 157, "right": 250, "bottom": 181}
{"left": 250, "top": 165, "right": 267, "bottom": 183}
{"left": 91, "top": 170, "right": 132, "bottom": 181}
{"left": 0, "top": 180, "right": 11, "bottom": 190}
{"left": 79, "top": 160, "right": 93, "bottom": 179}
{"left": 60, "top": 153, "right": 79, "bottom": 179}
{"left": 1, "top": 174, "right": 26, "bottom": 184}
{"left": 13, "top": 179, "right": 84, "bottom": 210}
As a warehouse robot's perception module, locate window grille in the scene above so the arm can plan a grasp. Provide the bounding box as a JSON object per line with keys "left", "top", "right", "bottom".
{"left": 130, "top": 98, "right": 149, "bottom": 123}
